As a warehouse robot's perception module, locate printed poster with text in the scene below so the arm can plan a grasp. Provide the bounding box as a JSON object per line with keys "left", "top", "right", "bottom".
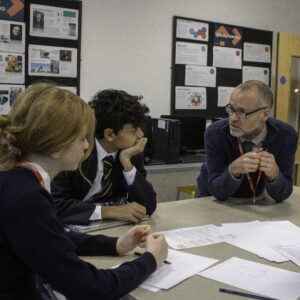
{"left": 0, "top": 20, "right": 25, "bottom": 53}
{"left": 29, "top": 4, "right": 78, "bottom": 40}
{"left": 243, "top": 43, "right": 271, "bottom": 63}
{"left": 28, "top": 44, "right": 77, "bottom": 78}
{"left": 213, "top": 46, "right": 242, "bottom": 69}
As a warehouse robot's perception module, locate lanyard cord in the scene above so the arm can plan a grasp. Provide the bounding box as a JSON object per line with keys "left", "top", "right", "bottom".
{"left": 237, "top": 138, "right": 265, "bottom": 202}
{"left": 14, "top": 162, "right": 45, "bottom": 189}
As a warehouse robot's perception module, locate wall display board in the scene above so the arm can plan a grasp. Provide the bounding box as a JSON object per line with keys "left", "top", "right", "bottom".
{"left": 171, "top": 16, "right": 273, "bottom": 118}
{"left": 24, "top": 0, "right": 81, "bottom": 93}
{"left": 0, "top": 0, "right": 81, "bottom": 115}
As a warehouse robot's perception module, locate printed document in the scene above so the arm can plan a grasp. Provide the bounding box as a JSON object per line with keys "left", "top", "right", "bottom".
{"left": 141, "top": 249, "right": 218, "bottom": 290}
{"left": 157, "top": 224, "right": 229, "bottom": 249}
{"left": 199, "top": 257, "right": 300, "bottom": 300}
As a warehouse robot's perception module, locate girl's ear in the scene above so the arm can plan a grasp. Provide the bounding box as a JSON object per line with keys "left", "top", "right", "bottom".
{"left": 50, "top": 151, "right": 62, "bottom": 159}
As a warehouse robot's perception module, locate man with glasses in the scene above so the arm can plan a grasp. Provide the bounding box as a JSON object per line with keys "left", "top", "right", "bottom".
{"left": 197, "top": 80, "right": 298, "bottom": 202}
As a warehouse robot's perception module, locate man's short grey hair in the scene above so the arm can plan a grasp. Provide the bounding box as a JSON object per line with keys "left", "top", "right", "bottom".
{"left": 235, "top": 80, "right": 273, "bottom": 108}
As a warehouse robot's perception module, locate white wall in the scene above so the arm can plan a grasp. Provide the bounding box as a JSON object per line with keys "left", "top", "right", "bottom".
{"left": 80, "top": 0, "right": 300, "bottom": 117}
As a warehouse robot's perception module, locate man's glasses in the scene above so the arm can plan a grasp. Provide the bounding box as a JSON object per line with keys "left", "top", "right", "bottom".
{"left": 225, "top": 104, "right": 268, "bottom": 119}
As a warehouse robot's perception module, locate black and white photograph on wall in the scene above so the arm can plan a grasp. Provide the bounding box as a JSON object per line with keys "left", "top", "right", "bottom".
{"left": 10, "top": 24, "right": 22, "bottom": 41}
{"left": 32, "top": 10, "right": 44, "bottom": 29}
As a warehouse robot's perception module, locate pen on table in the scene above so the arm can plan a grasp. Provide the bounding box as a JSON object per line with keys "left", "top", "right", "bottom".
{"left": 219, "top": 288, "right": 278, "bottom": 300}
{"left": 134, "top": 251, "right": 171, "bottom": 264}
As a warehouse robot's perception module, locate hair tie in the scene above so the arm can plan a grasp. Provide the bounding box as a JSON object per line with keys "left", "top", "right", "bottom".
{"left": 0, "top": 136, "right": 21, "bottom": 156}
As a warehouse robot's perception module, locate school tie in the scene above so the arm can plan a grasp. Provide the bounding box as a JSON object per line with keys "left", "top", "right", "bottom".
{"left": 98, "top": 155, "right": 114, "bottom": 200}
{"left": 243, "top": 141, "right": 255, "bottom": 153}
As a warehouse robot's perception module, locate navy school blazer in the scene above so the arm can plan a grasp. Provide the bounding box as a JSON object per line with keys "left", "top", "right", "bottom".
{"left": 51, "top": 145, "right": 157, "bottom": 225}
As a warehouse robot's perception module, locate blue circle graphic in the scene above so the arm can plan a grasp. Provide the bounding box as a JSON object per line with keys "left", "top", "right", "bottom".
{"left": 280, "top": 76, "right": 286, "bottom": 85}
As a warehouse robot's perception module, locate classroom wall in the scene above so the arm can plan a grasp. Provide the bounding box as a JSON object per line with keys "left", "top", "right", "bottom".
{"left": 80, "top": 0, "right": 300, "bottom": 117}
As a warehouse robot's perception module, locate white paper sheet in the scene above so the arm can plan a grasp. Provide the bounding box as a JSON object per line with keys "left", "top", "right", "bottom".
{"left": 273, "top": 245, "right": 300, "bottom": 268}
{"left": 199, "top": 257, "right": 300, "bottom": 300}
{"left": 141, "top": 249, "right": 218, "bottom": 290}
{"left": 185, "top": 65, "right": 216, "bottom": 87}
{"left": 218, "top": 86, "right": 235, "bottom": 107}
{"left": 243, "top": 66, "right": 269, "bottom": 86}
{"left": 176, "top": 42, "right": 207, "bottom": 65}
{"left": 0, "top": 20, "right": 25, "bottom": 53}
{"left": 213, "top": 46, "right": 242, "bottom": 69}
{"left": 243, "top": 42, "right": 271, "bottom": 63}
{"left": 220, "top": 221, "right": 300, "bottom": 262}
{"left": 158, "top": 224, "right": 229, "bottom": 249}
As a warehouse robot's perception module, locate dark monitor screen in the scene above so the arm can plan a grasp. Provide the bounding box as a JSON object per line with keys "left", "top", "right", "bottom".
{"left": 161, "top": 115, "right": 206, "bottom": 154}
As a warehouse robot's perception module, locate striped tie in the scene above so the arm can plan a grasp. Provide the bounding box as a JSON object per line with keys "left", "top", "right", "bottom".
{"left": 98, "top": 155, "right": 114, "bottom": 199}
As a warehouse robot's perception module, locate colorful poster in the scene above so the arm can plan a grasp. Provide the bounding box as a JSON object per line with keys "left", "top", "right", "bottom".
{"left": 0, "top": 0, "right": 24, "bottom": 21}
{"left": 214, "top": 25, "right": 242, "bottom": 48}
{"left": 176, "top": 19, "right": 209, "bottom": 41}
{"left": 0, "top": 20, "right": 25, "bottom": 53}
{"left": 28, "top": 44, "right": 77, "bottom": 78}
{"left": 29, "top": 4, "right": 78, "bottom": 40}
{"left": 0, "top": 84, "right": 24, "bottom": 115}
{"left": 175, "top": 86, "right": 207, "bottom": 109}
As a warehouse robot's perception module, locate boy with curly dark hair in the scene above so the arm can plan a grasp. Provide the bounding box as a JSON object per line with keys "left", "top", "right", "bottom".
{"left": 51, "top": 89, "right": 157, "bottom": 225}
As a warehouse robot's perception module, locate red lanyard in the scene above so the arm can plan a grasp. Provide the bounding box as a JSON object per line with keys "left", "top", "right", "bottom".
{"left": 237, "top": 138, "right": 263, "bottom": 203}
{"left": 14, "top": 162, "right": 45, "bottom": 189}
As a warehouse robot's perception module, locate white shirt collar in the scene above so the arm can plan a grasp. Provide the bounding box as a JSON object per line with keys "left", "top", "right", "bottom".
{"left": 95, "top": 138, "right": 118, "bottom": 161}
{"left": 25, "top": 162, "right": 51, "bottom": 193}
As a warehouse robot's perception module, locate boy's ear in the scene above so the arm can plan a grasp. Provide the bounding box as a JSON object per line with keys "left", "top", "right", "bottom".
{"left": 103, "top": 128, "right": 115, "bottom": 141}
